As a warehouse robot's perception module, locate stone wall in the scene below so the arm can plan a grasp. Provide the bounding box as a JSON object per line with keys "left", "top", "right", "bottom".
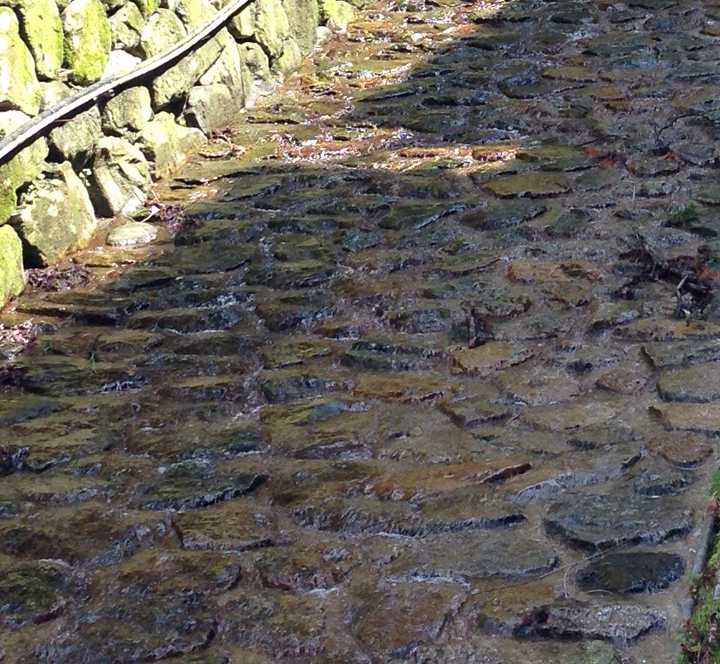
{"left": 0, "top": 0, "right": 359, "bottom": 308}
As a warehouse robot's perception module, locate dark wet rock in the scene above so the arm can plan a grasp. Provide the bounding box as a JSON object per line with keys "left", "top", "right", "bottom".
{"left": 128, "top": 304, "right": 246, "bottom": 333}
{"left": 262, "top": 338, "right": 335, "bottom": 369}
{"left": 261, "top": 371, "right": 340, "bottom": 404}
{"left": 545, "top": 493, "right": 693, "bottom": 550}
{"left": 139, "top": 461, "right": 266, "bottom": 511}
{"left": 30, "top": 594, "right": 216, "bottom": 664}
{"left": 378, "top": 200, "right": 467, "bottom": 230}
{"left": 255, "top": 292, "right": 336, "bottom": 332}
{"left": 545, "top": 208, "right": 592, "bottom": 237}
{"left": 157, "top": 375, "right": 246, "bottom": 403}
{"left": 658, "top": 362, "right": 720, "bottom": 402}
{"left": 516, "top": 145, "right": 594, "bottom": 171}
{"left": 460, "top": 201, "right": 548, "bottom": 231}
{"left": 627, "top": 459, "right": 696, "bottom": 496}
{"left": 525, "top": 601, "right": 665, "bottom": 645}
{"left": 0, "top": 504, "right": 172, "bottom": 565}
{"left": 577, "top": 552, "right": 684, "bottom": 594}
{"left": 388, "top": 303, "right": 461, "bottom": 334}
{"left": 341, "top": 339, "right": 438, "bottom": 372}
{"left": 0, "top": 396, "right": 65, "bottom": 426}
{"left": 245, "top": 260, "right": 336, "bottom": 289}
{"left": 0, "top": 445, "right": 28, "bottom": 475}
{"left": 15, "top": 356, "right": 143, "bottom": 397}
{"left": 387, "top": 530, "right": 558, "bottom": 582}
{"left": 173, "top": 499, "right": 280, "bottom": 552}
{"left": 0, "top": 558, "right": 79, "bottom": 628}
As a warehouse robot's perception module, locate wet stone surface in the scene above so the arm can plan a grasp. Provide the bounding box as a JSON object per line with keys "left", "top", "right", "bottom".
{"left": 3, "top": 0, "right": 720, "bottom": 660}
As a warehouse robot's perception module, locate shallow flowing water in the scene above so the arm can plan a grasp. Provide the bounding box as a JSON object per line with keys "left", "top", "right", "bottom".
{"left": 3, "top": 0, "right": 720, "bottom": 661}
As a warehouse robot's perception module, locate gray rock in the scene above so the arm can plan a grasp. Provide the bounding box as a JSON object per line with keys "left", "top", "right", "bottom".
{"left": 102, "top": 49, "right": 142, "bottom": 78}
{"left": 89, "top": 136, "right": 151, "bottom": 217}
{"left": 184, "top": 84, "right": 236, "bottom": 133}
{"left": 0, "top": 8, "right": 41, "bottom": 115}
{"left": 199, "top": 32, "right": 249, "bottom": 103}
{"left": 240, "top": 42, "right": 275, "bottom": 100}
{"left": 49, "top": 106, "right": 102, "bottom": 166}
{"left": 102, "top": 86, "right": 153, "bottom": 135}
{"left": 106, "top": 221, "right": 158, "bottom": 246}
{"left": 173, "top": 0, "right": 216, "bottom": 29}
{"left": 11, "top": 162, "right": 97, "bottom": 267}
{"left": 139, "top": 111, "right": 206, "bottom": 178}
{"left": 576, "top": 552, "right": 684, "bottom": 594}
{"left": 109, "top": 2, "right": 145, "bottom": 50}
{"left": 545, "top": 493, "right": 693, "bottom": 550}
{"left": 230, "top": 0, "right": 290, "bottom": 59}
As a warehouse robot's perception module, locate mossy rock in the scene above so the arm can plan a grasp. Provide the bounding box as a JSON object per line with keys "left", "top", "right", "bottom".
{"left": 62, "top": 0, "right": 112, "bottom": 84}
{"left": 16, "top": 0, "right": 64, "bottom": 80}
{"left": 132, "top": 0, "right": 160, "bottom": 17}
{"left": 11, "top": 161, "right": 97, "bottom": 267}
{"left": 0, "top": 8, "right": 41, "bottom": 115}
{"left": 135, "top": 9, "right": 186, "bottom": 59}
{"left": 49, "top": 106, "right": 102, "bottom": 167}
{"left": 0, "top": 110, "right": 48, "bottom": 225}
{"left": 0, "top": 225, "right": 25, "bottom": 309}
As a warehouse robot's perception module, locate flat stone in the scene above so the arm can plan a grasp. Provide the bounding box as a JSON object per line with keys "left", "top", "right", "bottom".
{"left": 386, "top": 529, "right": 558, "bottom": 582}
{"left": 658, "top": 362, "right": 720, "bottom": 402}
{"left": 485, "top": 173, "right": 570, "bottom": 198}
{"left": 545, "top": 493, "right": 693, "bottom": 550}
{"left": 438, "top": 388, "right": 510, "bottom": 427}
{"left": 460, "top": 201, "right": 547, "bottom": 231}
{"left": 521, "top": 397, "right": 622, "bottom": 431}
{"left": 106, "top": 222, "right": 158, "bottom": 247}
{"left": 650, "top": 402, "right": 720, "bottom": 435}
{"left": 647, "top": 431, "right": 713, "bottom": 467}
{"left": 450, "top": 342, "right": 533, "bottom": 376}
{"left": 138, "top": 460, "right": 265, "bottom": 511}
{"left": 577, "top": 552, "right": 684, "bottom": 594}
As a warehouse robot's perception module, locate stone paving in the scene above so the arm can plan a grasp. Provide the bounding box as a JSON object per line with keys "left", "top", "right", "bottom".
{"left": 3, "top": 0, "right": 720, "bottom": 661}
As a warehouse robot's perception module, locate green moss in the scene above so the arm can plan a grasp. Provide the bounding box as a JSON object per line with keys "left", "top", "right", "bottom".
{"left": 666, "top": 204, "right": 699, "bottom": 229}
{"left": 62, "top": 0, "right": 112, "bottom": 85}
{"left": 0, "top": 8, "right": 41, "bottom": 115}
{"left": 0, "top": 225, "right": 25, "bottom": 309}
{"left": 16, "top": 0, "right": 64, "bottom": 80}
{"left": 132, "top": 0, "right": 159, "bottom": 18}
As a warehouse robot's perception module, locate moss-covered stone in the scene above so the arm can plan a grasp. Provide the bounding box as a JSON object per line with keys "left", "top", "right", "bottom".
{"left": 320, "top": 0, "right": 355, "bottom": 31}
{"left": 273, "top": 36, "right": 301, "bottom": 76}
{"left": 11, "top": 162, "right": 97, "bottom": 267}
{"left": 62, "top": 0, "right": 112, "bottom": 85}
{"left": 0, "top": 8, "right": 41, "bottom": 115}
{"left": 0, "top": 111, "right": 48, "bottom": 225}
{"left": 0, "top": 225, "right": 25, "bottom": 309}
{"left": 16, "top": 0, "right": 64, "bottom": 80}
{"left": 109, "top": 2, "right": 145, "bottom": 50}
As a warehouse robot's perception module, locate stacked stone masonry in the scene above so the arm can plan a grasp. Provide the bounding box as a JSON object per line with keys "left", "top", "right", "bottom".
{"left": 0, "top": 0, "right": 360, "bottom": 308}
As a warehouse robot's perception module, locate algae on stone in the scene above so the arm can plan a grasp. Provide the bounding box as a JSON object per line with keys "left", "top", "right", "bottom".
{"left": 0, "top": 225, "right": 25, "bottom": 309}
{"left": 62, "top": 0, "right": 112, "bottom": 84}
{"left": 16, "top": 0, "right": 64, "bottom": 80}
{"left": 11, "top": 162, "right": 97, "bottom": 267}
{"left": 0, "top": 8, "right": 41, "bottom": 115}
